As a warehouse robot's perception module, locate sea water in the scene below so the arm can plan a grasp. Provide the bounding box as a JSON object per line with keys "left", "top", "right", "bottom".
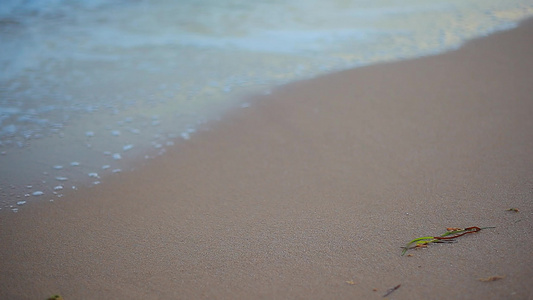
{"left": 1, "top": 0, "right": 532, "bottom": 210}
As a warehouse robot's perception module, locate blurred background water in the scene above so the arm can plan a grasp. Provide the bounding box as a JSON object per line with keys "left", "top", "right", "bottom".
{"left": 1, "top": 0, "right": 532, "bottom": 210}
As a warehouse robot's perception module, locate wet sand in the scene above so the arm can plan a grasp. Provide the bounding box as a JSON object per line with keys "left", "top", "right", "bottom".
{"left": 1, "top": 19, "right": 533, "bottom": 300}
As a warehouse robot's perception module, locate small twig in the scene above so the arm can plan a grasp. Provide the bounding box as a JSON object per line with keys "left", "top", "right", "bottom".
{"left": 383, "top": 284, "right": 401, "bottom": 297}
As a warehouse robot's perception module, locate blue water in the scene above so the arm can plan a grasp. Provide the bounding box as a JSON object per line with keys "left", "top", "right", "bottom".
{"left": 1, "top": 0, "right": 533, "bottom": 211}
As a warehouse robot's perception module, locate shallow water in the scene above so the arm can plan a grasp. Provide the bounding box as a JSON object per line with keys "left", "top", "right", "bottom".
{"left": 1, "top": 0, "right": 533, "bottom": 211}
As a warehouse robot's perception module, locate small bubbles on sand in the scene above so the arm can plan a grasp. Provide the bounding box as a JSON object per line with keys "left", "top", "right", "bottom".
{"left": 54, "top": 185, "right": 63, "bottom": 191}
{"left": 180, "top": 132, "right": 190, "bottom": 140}
{"left": 103, "top": 151, "right": 112, "bottom": 156}
{"left": 151, "top": 120, "right": 161, "bottom": 126}
{"left": 56, "top": 176, "right": 68, "bottom": 181}
{"left": 93, "top": 181, "right": 101, "bottom": 185}
{"left": 11, "top": 208, "right": 19, "bottom": 213}
{"left": 102, "top": 165, "right": 110, "bottom": 170}
{"left": 111, "top": 130, "right": 121, "bottom": 136}
{"left": 112, "top": 153, "right": 122, "bottom": 160}
{"left": 24, "top": 194, "right": 30, "bottom": 197}
{"left": 123, "top": 144, "right": 133, "bottom": 151}
{"left": 129, "top": 128, "right": 140, "bottom": 134}
{"left": 88, "top": 172, "right": 99, "bottom": 178}
{"left": 26, "top": 185, "right": 32, "bottom": 189}
{"left": 32, "top": 191, "right": 44, "bottom": 196}
{"left": 70, "top": 161, "right": 80, "bottom": 166}
{"left": 112, "top": 169, "right": 122, "bottom": 173}
{"left": 53, "top": 165, "right": 63, "bottom": 170}
{"left": 17, "top": 201, "right": 26, "bottom": 206}
{"left": 240, "top": 102, "right": 250, "bottom": 108}
{"left": 85, "top": 131, "right": 95, "bottom": 137}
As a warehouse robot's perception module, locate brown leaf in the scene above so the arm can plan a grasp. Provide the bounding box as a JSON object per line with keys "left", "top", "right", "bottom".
{"left": 479, "top": 276, "right": 505, "bottom": 282}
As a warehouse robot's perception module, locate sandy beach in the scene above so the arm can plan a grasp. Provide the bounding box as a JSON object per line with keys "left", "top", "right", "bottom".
{"left": 1, "top": 18, "right": 533, "bottom": 300}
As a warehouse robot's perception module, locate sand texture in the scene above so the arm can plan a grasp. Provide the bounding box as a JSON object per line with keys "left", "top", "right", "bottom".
{"left": 1, "top": 19, "right": 533, "bottom": 300}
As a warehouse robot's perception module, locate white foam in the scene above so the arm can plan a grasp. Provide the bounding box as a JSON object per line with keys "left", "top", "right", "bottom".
{"left": 180, "top": 132, "right": 190, "bottom": 140}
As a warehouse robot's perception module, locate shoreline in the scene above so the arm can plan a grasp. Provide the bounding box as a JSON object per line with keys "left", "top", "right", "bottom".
{"left": 0, "top": 17, "right": 529, "bottom": 210}
{"left": 2, "top": 19, "right": 533, "bottom": 299}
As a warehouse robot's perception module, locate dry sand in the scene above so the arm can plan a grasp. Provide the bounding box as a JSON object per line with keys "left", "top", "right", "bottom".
{"left": 2, "top": 19, "right": 533, "bottom": 300}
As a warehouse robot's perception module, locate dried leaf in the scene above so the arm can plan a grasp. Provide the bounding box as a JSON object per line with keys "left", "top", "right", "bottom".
{"left": 479, "top": 276, "right": 504, "bottom": 282}
{"left": 345, "top": 280, "right": 355, "bottom": 285}
{"left": 506, "top": 208, "right": 519, "bottom": 212}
